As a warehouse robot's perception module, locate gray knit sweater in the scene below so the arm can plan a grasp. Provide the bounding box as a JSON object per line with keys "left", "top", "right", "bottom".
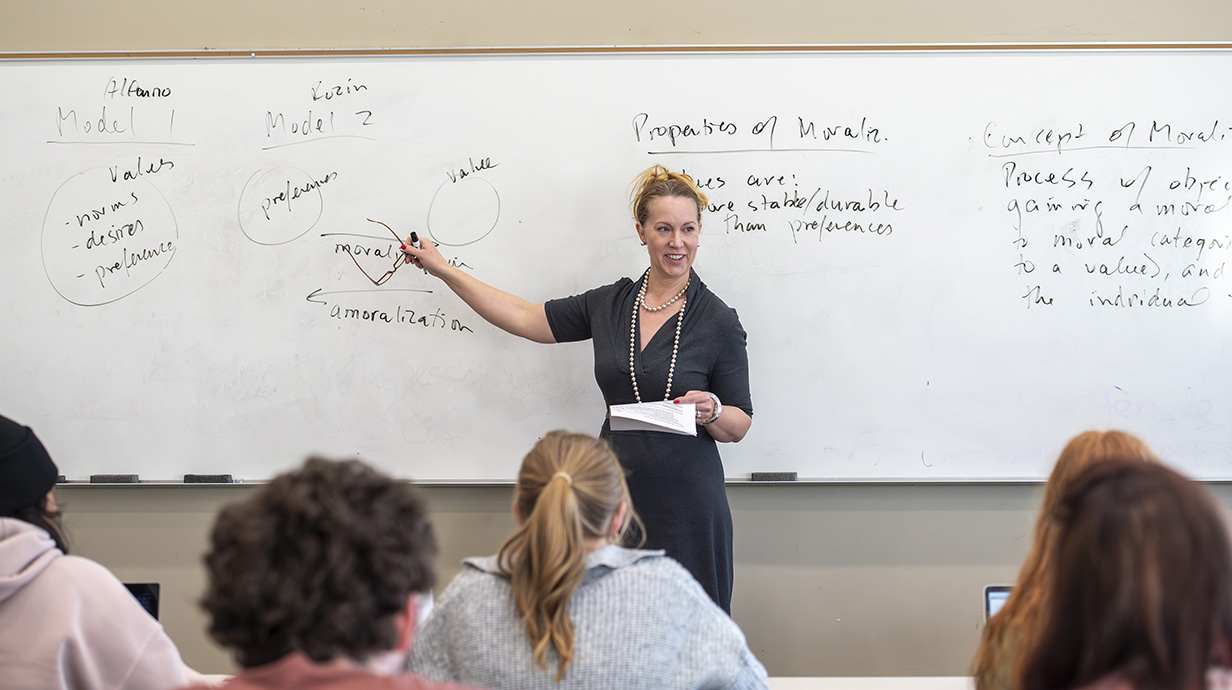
{"left": 409, "top": 545, "right": 769, "bottom": 690}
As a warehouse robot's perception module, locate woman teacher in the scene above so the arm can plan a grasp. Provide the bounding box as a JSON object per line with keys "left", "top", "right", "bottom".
{"left": 402, "top": 166, "right": 752, "bottom": 612}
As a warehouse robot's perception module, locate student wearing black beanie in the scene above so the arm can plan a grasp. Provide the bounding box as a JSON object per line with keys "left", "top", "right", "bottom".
{"left": 0, "top": 414, "right": 65, "bottom": 550}
{"left": 0, "top": 413, "right": 200, "bottom": 690}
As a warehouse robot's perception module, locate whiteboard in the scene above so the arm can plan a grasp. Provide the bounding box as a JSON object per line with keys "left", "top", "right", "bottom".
{"left": 2, "top": 50, "right": 1230, "bottom": 482}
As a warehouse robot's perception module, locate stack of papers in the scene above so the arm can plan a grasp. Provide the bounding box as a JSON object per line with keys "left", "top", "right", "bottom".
{"left": 609, "top": 401, "right": 697, "bottom": 436}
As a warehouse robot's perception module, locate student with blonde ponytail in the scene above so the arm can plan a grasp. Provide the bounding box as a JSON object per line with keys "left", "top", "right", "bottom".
{"left": 410, "top": 431, "right": 768, "bottom": 690}
{"left": 403, "top": 166, "right": 753, "bottom": 611}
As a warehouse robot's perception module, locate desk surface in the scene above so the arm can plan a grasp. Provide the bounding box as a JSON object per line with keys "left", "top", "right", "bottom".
{"left": 769, "top": 678, "right": 972, "bottom": 690}
{"left": 196, "top": 674, "right": 972, "bottom": 688}
{"left": 201, "top": 674, "right": 970, "bottom": 688}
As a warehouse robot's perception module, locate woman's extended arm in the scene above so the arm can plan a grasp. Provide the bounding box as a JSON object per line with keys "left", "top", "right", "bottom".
{"left": 403, "top": 237, "right": 555, "bottom": 344}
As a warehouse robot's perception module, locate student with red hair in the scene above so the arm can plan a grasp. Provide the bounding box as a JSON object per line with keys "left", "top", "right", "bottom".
{"left": 1018, "top": 459, "right": 1232, "bottom": 690}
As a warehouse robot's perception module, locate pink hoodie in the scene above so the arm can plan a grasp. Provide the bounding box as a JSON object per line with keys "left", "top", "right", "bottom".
{"left": 0, "top": 517, "right": 194, "bottom": 690}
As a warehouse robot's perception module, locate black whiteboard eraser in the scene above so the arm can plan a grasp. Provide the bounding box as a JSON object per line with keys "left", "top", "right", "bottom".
{"left": 90, "top": 474, "right": 139, "bottom": 483}
{"left": 183, "top": 474, "right": 234, "bottom": 483}
{"left": 751, "top": 471, "right": 798, "bottom": 482}
{"left": 56, "top": 475, "right": 67, "bottom": 483}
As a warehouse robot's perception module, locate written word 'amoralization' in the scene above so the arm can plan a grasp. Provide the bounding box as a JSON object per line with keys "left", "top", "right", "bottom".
{"left": 318, "top": 298, "right": 476, "bottom": 333}
{"left": 632, "top": 113, "right": 886, "bottom": 150}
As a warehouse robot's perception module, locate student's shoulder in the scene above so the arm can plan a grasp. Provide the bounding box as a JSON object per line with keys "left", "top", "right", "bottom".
{"left": 637, "top": 557, "right": 713, "bottom": 598}
{"left": 455, "top": 555, "right": 506, "bottom": 585}
{"left": 431, "top": 557, "right": 510, "bottom": 608}
{"left": 605, "top": 546, "right": 689, "bottom": 576}
{"left": 43, "top": 553, "right": 129, "bottom": 592}
{"left": 597, "top": 547, "right": 710, "bottom": 600}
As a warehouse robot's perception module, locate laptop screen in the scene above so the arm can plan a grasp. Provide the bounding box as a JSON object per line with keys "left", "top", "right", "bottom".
{"left": 124, "top": 583, "right": 160, "bottom": 620}
{"left": 984, "top": 585, "right": 1012, "bottom": 620}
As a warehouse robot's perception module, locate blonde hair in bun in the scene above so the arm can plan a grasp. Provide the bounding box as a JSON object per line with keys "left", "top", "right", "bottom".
{"left": 629, "top": 165, "right": 709, "bottom": 225}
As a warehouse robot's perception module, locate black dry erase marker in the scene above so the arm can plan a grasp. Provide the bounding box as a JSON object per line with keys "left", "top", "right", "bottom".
{"left": 409, "top": 231, "right": 421, "bottom": 249}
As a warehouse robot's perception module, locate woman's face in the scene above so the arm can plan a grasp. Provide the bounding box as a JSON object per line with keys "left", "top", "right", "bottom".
{"left": 636, "top": 195, "right": 700, "bottom": 283}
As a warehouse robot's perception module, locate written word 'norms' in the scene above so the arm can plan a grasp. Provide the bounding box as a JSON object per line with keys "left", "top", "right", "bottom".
{"left": 41, "top": 168, "right": 178, "bottom": 307}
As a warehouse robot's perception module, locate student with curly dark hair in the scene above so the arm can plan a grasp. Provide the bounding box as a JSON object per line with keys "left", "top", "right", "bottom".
{"left": 0, "top": 413, "right": 198, "bottom": 690}
{"left": 187, "top": 457, "right": 477, "bottom": 690}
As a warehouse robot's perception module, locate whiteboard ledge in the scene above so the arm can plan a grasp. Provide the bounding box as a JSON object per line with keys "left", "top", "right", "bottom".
{"left": 3, "top": 41, "right": 1232, "bottom": 60}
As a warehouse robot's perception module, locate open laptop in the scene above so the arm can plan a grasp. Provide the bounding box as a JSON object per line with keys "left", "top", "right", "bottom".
{"left": 124, "top": 583, "right": 160, "bottom": 620}
{"left": 984, "top": 585, "right": 1012, "bottom": 620}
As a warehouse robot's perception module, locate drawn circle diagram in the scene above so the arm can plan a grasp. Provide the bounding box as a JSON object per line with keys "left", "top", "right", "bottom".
{"left": 41, "top": 168, "right": 178, "bottom": 307}
{"left": 237, "top": 167, "right": 325, "bottom": 245}
{"left": 426, "top": 176, "right": 501, "bottom": 247}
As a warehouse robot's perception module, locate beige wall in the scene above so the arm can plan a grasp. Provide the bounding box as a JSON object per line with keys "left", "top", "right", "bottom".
{"left": 2, "top": 0, "right": 1231, "bottom": 52}
{"left": 12, "top": 0, "right": 1232, "bottom": 679}
{"left": 57, "top": 482, "right": 1043, "bottom": 677}
{"left": 58, "top": 482, "right": 1232, "bottom": 676}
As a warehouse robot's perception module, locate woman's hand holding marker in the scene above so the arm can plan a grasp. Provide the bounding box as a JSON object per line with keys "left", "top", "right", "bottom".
{"left": 402, "top": 231, "right": 448, "bottom": 276}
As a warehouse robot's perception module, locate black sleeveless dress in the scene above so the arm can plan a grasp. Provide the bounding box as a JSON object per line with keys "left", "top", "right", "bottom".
{"left": 544, "top": 270, "right": 753, "bottom": 613}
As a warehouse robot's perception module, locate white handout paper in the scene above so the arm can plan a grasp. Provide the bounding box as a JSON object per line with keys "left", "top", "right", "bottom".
{"left": 609, "top": 401, "right": 697, "bottom": 436}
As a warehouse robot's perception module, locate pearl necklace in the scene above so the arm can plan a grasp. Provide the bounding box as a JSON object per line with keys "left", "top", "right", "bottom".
{"left": 628, "top": 272, "right": 688, "bottom": 403}
{"left": 640, "top": 281, "right": 688, "bottom": 312}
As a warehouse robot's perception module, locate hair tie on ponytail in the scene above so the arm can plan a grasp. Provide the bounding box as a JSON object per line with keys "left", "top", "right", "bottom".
{"left": 552, "top": 471, "right": 573, "bottom": 486}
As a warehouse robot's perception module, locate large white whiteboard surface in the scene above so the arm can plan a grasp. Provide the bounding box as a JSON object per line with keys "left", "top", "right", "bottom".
{"left": 2, "top": 51, "right": 1230, "bottom": 481}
